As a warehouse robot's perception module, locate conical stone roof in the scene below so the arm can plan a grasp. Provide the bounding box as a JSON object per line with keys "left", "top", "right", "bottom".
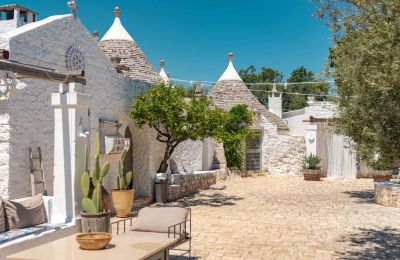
{"left": 99, "top": 7, "right": 162, "bottom": 85}
{"left": 209, "top": 53, "right": 288, "bottom": 131}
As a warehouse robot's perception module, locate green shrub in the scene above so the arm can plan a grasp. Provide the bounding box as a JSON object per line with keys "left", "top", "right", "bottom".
{"left": 304, "top": 154, "right": 321, "bottom": 170}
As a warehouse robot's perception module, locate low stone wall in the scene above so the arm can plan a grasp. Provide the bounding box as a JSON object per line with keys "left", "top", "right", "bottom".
{"left": 168, "top": 171, "right": 217, "bottom": 201}
{"left": 374, "top": 182, "right": 400, "bottom": 207}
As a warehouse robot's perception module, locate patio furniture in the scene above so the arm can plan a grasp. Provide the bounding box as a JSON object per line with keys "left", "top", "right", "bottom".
{"left": 6, "top": 231, "right": 181, "bottom": 260}
{"left": 129, "top": 207, "right": 192, "bottom": 259}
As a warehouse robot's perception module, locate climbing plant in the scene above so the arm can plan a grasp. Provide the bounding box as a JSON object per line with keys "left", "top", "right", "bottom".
{"left": 219, "top": 104, "right": 253, "bottom": 170}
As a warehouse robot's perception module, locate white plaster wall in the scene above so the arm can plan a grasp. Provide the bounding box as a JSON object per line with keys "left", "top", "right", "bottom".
{"left": 285, "top": 113, "right": 306, "bottom": 137}
{"left": 0, "top": 20, "right": 18, "bottom": 34}
{"left": 0, "top": 15, "right": 158, "bottom": 199}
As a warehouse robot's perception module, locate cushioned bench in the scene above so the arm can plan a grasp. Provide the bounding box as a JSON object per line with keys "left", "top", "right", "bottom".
{"left": 0, "top": 194, "right": 49, "bottom": 245}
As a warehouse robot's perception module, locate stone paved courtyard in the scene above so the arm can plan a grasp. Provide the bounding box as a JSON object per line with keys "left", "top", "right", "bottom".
{"left": 168, "top": 175, "right": 400, "bottom": 259}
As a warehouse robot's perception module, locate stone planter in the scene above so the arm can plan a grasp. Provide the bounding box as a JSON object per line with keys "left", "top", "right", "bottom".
{"left": 81, "top": 210, "right": 110, "bottom": 233}
{"left": 372, "top": 170, "right": 392, "bottom": 182}
{"left": 303, "top": 169, "right": 321, "bottom": 181}
{"left": 111, "top": 189, "right": 134, "bottom": 218}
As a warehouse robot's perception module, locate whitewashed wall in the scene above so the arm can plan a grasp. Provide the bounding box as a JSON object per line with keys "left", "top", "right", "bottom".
{"left": 0, "top": 15, "right": 161, "bottom": 199}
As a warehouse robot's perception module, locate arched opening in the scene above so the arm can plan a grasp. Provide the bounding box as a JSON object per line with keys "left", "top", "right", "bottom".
{"left": 123, "top": 127, "right": 134, "bottom": 189}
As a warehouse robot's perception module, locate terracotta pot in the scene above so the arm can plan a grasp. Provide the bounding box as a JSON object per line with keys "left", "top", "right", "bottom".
{"left": 303, "top": 169, "right": 321, "bottom": 181}
{"left": 81, "top": 210, "right": 110, "bottom": 233}
{"left": 112, "top": 189, "right": 135, "bottom": 218}
{"left": 372, "top": 170, "right": 392, "bottom": 182}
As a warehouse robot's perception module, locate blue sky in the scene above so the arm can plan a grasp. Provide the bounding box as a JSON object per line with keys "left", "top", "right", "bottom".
{"left": 5, "top": 1, "right": 332, "bottom": 82}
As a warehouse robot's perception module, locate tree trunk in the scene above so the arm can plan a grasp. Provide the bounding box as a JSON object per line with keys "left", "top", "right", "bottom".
{"left": 157, "top": 141, "right": 182, "bottom": 173}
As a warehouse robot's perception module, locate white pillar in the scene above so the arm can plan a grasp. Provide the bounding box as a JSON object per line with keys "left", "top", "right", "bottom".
{"left": 51, "top": 83, "right": 91, "bottom": 224}
{"left": 27, "top": 12, "right": 33, "bottom": 23}
{"left": 13, "top": 8, "right": 20, "bottom": 20}
{"left": 305, "top": 124, "right": 317, "bottom": 156}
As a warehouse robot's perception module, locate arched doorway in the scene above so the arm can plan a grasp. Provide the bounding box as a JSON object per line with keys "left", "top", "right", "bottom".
{"left": 123, "top": 127, "right": 134, "bottom": 188}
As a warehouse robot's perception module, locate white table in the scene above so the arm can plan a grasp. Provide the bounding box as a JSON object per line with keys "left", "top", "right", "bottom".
{"left": 7, "top": 231, "right": 180, "bottom": 260}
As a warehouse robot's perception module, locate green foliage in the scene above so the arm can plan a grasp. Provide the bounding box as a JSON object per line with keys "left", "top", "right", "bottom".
{"left": 316, "top": 0, "right": 400, "bottom": 169}
{"left": 80, "top": 134, "right": 110, "bottom": 214}
{"left": 284, "top": 67, "right": 329, "bottom": 111}
{"left": 239, "top": 66, "right": 283, "bottom": 106}
{"left": 239, "top": 65, "right": 330, "bottom": 112}
{"left": 129, "top": 84, "right": 226, "bottom": 173}
{"left": 304, "top": 154, "right": 321, "bottom": 170}
{"left": 117, "top": 150, "right": 133, "bottom": 190}
{"left": 219, "top": 104, "right": 253, "bottom": 170}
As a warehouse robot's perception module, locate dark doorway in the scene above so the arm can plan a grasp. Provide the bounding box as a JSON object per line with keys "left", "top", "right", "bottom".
{"left": 246, "top": 130, "right": 262, "bottom": 171}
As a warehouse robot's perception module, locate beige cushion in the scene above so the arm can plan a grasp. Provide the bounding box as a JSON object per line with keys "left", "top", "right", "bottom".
{"left": 131, "top": 207, "right": 189, "bottom": 234}
{"left": 0, "top": 197, "right": 5, "bottom": 233}
{"left": 3, "top": 194, "right": 47, "bottom": 230}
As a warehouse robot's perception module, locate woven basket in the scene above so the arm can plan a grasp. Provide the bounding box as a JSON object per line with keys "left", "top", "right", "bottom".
{"left": 303, "top": 169, "right": 321, "bottom": 181}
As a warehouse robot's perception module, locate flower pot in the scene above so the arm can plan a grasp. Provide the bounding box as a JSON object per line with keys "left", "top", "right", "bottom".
{"left": 81, "top": 210, "right": 110, "bottom": 233}
{"left": 372, "top": 170, "right": 392, "bottom": 182}
{"left": 303, "top": 169, "right": 321, "bottom": 181}
{"left": 111, "top": 189, "right": 135, "bottom": 218}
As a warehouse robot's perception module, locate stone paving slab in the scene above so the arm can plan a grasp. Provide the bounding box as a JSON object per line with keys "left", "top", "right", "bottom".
{"left": 168, "top": 176, "right": 400, "bottom": 259}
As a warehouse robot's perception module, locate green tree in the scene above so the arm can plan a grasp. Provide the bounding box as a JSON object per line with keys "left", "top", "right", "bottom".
{"left": 314, "top": 0, "right": 400, "bottom": 168}
{"left": 219, "top": 104, "right": 253, "bottom": 170}
{"left": 284, "top": 66, "right": 329, "bottom": 111}
{"left": 239, "top": 66, "right": 283, "bottom": 106}
{"left": 129, "top": 84, "right": 226, "bottom": 173}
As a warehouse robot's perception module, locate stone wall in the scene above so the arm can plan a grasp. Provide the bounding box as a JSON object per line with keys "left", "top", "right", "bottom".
{"left": 305, "top": 103, "right": 337, "bottom": 119}
{"left": 374, "top": 182, "right": 400, "bottom": 208}
{"left": 168, "top": 171, "right": 217, "bottom": 201}
{"left": 261, "top": 115, "right": 306, "bottom": 176}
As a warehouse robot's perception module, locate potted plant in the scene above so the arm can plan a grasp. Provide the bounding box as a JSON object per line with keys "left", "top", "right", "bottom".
{"left": 111, "top": 150, "right": 134, "bottom": 218}
{"left": 303, "top": 154, "right": 322, "bottom": 181}
{"left": 80, "top": 134, "right": 111, "bottom": 233}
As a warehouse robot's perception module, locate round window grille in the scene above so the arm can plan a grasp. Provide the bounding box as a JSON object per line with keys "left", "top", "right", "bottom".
{"left": 66, "top": 44, "right": 85, "bottom": 71}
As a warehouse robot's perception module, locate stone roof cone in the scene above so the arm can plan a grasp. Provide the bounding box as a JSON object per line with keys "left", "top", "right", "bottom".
{"left": 209, "top": 53, "right": 288, "bottom": 131}
{"left": 99, "top": 7, "right": 162, "bottom": 84}
{"left": 159, "top": 60, "right": 170, "bottom": 83}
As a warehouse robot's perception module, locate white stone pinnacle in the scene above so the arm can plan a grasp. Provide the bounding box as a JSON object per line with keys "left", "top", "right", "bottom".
{"left": 101, "top": 7, "right": 134, "bottom": 42}
{"left": 159, "top": 60, "right": 170, "bottom": 83}
{"left": 218, "top": 52, "right": 242, "bottom": 81}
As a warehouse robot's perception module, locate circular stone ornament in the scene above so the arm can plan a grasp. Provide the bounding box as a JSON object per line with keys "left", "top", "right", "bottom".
{"left": 66, "top": 44, "right": 85, "bottom": 71}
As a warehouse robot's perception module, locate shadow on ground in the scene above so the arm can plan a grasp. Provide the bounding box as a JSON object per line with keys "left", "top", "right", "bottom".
{"left": 167, "top": 193, "right": 243, "bottom": 208}
{"left": 343, "top": 190, "right": 375, "bottom": 204}
{"left": 336, "top": 227, "right": 400, "bottom": 259}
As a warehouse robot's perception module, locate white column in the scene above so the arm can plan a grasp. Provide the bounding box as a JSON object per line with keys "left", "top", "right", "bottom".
{"left": 305, "top": 124, "right": 317, "bottom": 156}
{"left": 27, "top": 12, "right": 33, "bottom": 23}
{"left": 13, "top": 8, "right": 20, "bottom": 20}
{"left": 51, "top": 83, "right": 91, "bottom": 224}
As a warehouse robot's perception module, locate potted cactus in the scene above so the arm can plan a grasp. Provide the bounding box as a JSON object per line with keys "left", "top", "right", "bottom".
{"left": 303, "top": 154, "right": 322, "bottom": 181}
{"left": 111, "top": 149, "right": 134, "bottom": 218}
{"left": 80, "top": 134, "right": 111, "bottom": 233}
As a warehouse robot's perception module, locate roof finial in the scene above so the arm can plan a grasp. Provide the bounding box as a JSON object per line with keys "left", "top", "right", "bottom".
{"left": 67, "top": 0, "right": 79, "bottom": 15}
{"left": 160, "top": 60, "right": 165, "bottom": 68}
{"left": 228, "top": 52, "right": 234, "bottom": 63}
{"left": 114, "top": 7, "right": 121, "bottom": 17}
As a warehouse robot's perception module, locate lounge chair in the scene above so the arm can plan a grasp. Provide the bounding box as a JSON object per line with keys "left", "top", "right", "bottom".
{"left": 129, "top": 207, "right": 191, "bottom": 259}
